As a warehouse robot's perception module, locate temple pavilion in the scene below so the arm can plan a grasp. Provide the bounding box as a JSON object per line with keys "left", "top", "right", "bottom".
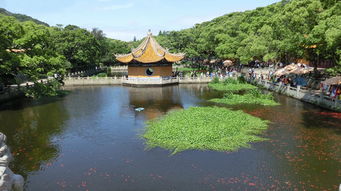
{"left": 115, "top": 31, "right": 184, "bottom": 86}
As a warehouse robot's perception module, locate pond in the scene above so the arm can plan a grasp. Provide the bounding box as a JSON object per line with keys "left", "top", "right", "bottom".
{"left": 0, "top": 84, "right": 340, "bottom": 191}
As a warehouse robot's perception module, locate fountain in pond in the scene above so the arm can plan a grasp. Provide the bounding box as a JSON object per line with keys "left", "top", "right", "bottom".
{"left": 0, "top": 133, "right": 24, "bottom": 191}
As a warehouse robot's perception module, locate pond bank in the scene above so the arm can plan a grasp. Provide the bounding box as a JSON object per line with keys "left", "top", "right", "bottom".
{"left": 0, "top": 88, "right": 24, "bottom": 103}
{"left": 247, "top": 77, "right": 341, "bottom": 112}
{"left": 63, "top": 76, "right": 213, "bottom": 86}
{"left": 0, "top": 77, "right": 214, "bottom": 103}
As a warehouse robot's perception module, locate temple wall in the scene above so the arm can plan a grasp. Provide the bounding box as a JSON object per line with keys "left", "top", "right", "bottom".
{"left": 128, "top": 65, "right": 172, "bottom": 77}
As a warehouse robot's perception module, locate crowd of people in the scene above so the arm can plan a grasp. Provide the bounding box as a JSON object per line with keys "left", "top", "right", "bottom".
{"left": 247, "top": 60, "right": 285, "bottom": 69}
{"left": 247, "top": 62, "right": 341, "bottom": 100}
{"left": 321, "top": 84, "right": 341, "bottom": 100}
{"left": 247, "top": 63, "right": 320, "bottom": 89}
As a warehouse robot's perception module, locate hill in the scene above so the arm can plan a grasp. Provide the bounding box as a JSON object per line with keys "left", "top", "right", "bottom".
{"left": 155, "top": 0, "right": 340, "bottom": 71}
{"left": 0, "top": 8, "right": 49, "bottom": 26}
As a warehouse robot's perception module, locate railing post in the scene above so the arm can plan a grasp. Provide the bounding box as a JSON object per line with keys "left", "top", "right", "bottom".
{"left": 336, "top": 99, "right": 339, "bottom": 109}
{"left": 296, "top": 86, "right": 301, "bottom": 97}
{"left": 319, "top": 91, "right": 324, "bottom": 104}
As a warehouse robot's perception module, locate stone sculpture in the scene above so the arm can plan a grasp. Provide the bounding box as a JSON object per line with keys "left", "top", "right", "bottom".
{"left": 0, "top": 133, "right": 24, "bottom": 191}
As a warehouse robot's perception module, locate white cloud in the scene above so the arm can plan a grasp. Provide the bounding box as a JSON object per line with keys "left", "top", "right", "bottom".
{"left": 169, "top": 15, "right": 217, "bottom": 29}
{"left": 104, "top": 30, "right": 145, "bottom": 41}
{"left": 99, "top": 3, "right": 134, "bottom": 11}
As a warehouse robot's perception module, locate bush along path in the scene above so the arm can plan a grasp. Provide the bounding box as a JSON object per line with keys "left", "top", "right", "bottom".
{"left": 208, "top": 78, "right": 257, "bottom": 92}
{"left": 143, "top": 107, "right": 269, "bottom": 154}
{"left": 210, "top": 89, "right": 280, "bottom": 106}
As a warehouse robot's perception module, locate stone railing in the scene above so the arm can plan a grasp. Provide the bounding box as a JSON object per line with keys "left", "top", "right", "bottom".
{"left": 67, "top": 67, "right": 105, "bottom": 77}
{"left": 110, "top": 66, "right": 128, "bottom": 72}
{"left": 122, "top": 77, "right": 179, "bottom": 86}
{"left": 64, "top": 77, "right": 122, "bottom": 86}
{"left": 0, "top": 133, "right": 24, "bottom": 191}
{"left": 64, "top": 76, "right": 215, "bottom": 86}
{"left": 109, "top": 66, "right": 199, "bottom": 72}
{"left": 178, "top": 76, "right": 213, "bottom": 84}
{"left": 249, "top": 78, "right": 341, "bottom": 112}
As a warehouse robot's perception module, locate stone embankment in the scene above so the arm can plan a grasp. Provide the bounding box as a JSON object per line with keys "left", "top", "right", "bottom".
{"left": 0, "top": 79, "right": 50, "bottom": 103}
{"left": 0, "top": 88, "right": 23, "bottom": 104}
{"left": 248, "top": 78, "right": 341, "bottom": 112}
{"left": 241, "top": 67, "right": 341, "bottom": 112}
{"left": 63, "top": 76, "right": 213, "bottom": 86}
{"left": 2, "top": 73, "right": 340, "bottom": 112}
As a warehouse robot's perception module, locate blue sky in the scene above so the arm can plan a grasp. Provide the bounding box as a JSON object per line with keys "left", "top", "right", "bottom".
{"left": 1, "top": 0, "right": 281, "bottom": 41}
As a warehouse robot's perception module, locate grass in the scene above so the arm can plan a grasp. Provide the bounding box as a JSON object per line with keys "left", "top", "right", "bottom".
{"left": 210, "top": 89, "right": 280, "bottom": 106}
{"left": 208, "top": 78, "right": 257, "bottom": 92}
{"left": 176, "top": 67, "right": 198, "bottom": 72}
{"left": 91, "top": 73, "right": 107, "bottom": 79}
{"left": 143, "top": 107, "right": 269, "bottom": 154}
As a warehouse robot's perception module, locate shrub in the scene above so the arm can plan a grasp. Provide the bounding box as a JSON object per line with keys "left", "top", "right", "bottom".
{"left": 223, "top": 78, "right": 238, "bottom": 85}
{"left": 212, "top": 77, "right": 220, "bottom": 84}
{"left": 96, "top": 73, "right": 107, "bottom": 77}
{"left": 208, "top": 81, "right": 257, "bottom": 92}
{"left": 24, "top": 79, "right": 63, "bottom": 99}
{"left": 237, "top": 75, "right": 246, "bottom": 83}
{"left": 210, "top": 89, "right": 279, "bottom": 106}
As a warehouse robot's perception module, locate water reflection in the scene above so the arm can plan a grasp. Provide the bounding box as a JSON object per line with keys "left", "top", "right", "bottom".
{"left": 236, "top": 94, "right": 341, "bottom": 190}
{"left": 0, "top": 85, "right": 339, "bottom": 191}
{"left": 0, "top": 98, "right": 69, "bottom": 177}
{"left": 128, "top": 86, "right": 184, "bottom": 120}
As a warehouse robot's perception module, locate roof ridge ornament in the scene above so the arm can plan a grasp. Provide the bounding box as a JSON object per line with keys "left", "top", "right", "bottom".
{"left": 115, "top": 30, "right": 184, "bottom": 64}
{"left": 147, "top": 29, "right": 152, "bottom": 36}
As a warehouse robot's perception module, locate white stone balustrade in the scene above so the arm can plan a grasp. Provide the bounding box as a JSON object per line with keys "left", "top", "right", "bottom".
{"left": 0, "top": 133, "right": 24, "bottom": 191}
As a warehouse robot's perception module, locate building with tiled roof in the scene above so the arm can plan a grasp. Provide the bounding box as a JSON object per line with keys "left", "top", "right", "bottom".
{"left": 115, "top": 31, "right": 184, "bottom": 81}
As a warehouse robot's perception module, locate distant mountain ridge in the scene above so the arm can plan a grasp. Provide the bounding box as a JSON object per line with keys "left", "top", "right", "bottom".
{"left": 0, "top": 8, "right": 49, "bottom": 26}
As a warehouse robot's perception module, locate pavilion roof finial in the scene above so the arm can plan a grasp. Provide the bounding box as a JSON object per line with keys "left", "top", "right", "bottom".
{"left": 147, "top": 29, "right": 152, "bottom": 36}
{"left": 115, "top": 31, "right": 185, "bottom": 64}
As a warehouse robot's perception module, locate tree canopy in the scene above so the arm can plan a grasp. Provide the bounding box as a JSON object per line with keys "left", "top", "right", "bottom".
{"left": 1, "top": 0, "right": 340, "bottom": 85}
{"left": 0, "top": 12, "right": 130, "bottom": 85}
{"left": 155, "top": 0, "right": 340, "bottom": 74}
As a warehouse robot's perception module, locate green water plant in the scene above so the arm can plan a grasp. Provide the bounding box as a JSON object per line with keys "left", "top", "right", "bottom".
{"left": 143, "top": 107, "right": 269, "bottom": 154}
{"left": 208, "top": 78, "right": 257, "bottom": 92}
{"left": 211, "top": 77, "right": 220, "bottom": 84}
{"left": 210, "top": 89, "right": 279, "bottom": 106}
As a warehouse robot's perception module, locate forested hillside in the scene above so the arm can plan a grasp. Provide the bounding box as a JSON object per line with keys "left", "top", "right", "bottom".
{"left": 0, "top": 8, "right": 49, "bottom": 26}
{"left": 0, "top": 10, "right": 130, "bottom": 85}
{"left": 156, "top": 0, "right": 340, "bottom": 74}
{"left": 1, "top": 0, "right": 340, "bottom": 87}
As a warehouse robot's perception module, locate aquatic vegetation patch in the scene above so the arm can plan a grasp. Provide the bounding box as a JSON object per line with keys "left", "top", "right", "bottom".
{"left": 143, "top": 107, "right": 269, "bottom": 154}
{"left": 208, "top": 78, "right": 257, "bottom": 92}
{"left": 210, "top": 89, "right": 280, "bottom": 106}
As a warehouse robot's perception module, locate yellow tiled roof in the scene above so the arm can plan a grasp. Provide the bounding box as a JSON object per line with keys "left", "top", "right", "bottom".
{"left": 115, "top": 32, "right": 185, "bottom": 64}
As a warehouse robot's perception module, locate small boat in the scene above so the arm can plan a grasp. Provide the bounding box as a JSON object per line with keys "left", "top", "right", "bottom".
{"left": 135, "top": 107, "right": 144, "bottom": 112}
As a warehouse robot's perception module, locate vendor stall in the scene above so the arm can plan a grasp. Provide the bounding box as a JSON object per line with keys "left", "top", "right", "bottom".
{"left": 321, "top": 76, "right": 341, "bottom": 99}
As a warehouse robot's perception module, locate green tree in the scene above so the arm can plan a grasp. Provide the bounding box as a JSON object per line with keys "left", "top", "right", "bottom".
{"left": 15, "top": 21, "right": 70, "bottom": 81}
{"left": 50, "top": 25, "right": 101, "bottom": 70}
{"left": 0, "top": 16, "right": 23, "bottom": 84}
